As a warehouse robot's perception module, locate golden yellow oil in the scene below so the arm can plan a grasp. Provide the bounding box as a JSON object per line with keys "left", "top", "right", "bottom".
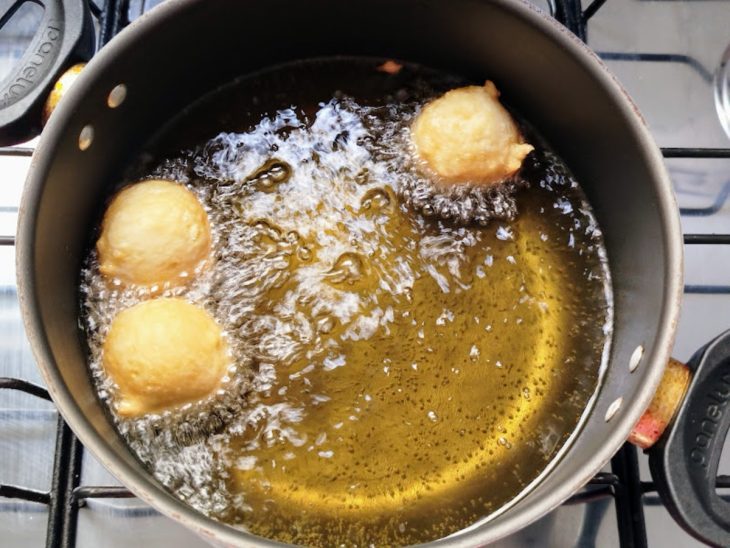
{"left": 81, "top": 58, "right": 612, "bottom": 547}
{"left": 219, "top": 158, "right": 609, "bottom": 547}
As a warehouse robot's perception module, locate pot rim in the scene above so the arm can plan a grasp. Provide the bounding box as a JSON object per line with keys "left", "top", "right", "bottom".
{"left": 16, "top": 0, "right": 684, "bottom": 545}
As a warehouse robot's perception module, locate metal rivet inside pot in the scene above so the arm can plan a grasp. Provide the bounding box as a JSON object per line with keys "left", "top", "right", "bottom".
{"left": 605, "top": 397, "right": 623, "bottom": 422}
{"left": 78, "top": 125, "right": 94, "bottom": 151}
{"left": 629, "top": 345, "right": 644, "bottom": 372}
{"left": 107, "top": 84, "right": 127, "bottom": 108}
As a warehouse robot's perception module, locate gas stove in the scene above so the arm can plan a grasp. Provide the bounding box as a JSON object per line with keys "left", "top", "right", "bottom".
{"left": 1, "top": 0, "right": 729, "bottom": 546}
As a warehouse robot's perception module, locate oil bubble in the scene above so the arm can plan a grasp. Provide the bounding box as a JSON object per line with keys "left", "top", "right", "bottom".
{"left": 360, "top": 187, "right": 395, "bottom": 214}
{"left": 325, "top": 252, "right": 368, "bottom": 286}
{"left": 247, "top": 159, "right": 292, "bottom": 192}
{"left": 297, "top": 246, "right": 313, "bottom": 261}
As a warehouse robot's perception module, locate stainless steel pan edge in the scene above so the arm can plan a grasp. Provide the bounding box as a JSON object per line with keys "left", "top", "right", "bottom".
{"left": 15, "top": 0, "right": 683, "bottom": 545}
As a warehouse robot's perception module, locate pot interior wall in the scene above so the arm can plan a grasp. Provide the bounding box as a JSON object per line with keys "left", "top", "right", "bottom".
{"left": 22, "top": 0, "right": 679, "bottom": 543}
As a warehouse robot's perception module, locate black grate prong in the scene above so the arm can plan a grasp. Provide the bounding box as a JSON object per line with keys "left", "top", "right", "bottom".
{"left": 611, "top": 445, "right": 649, "bottom": 548}
{"left": 0, "top": 378, "right": 51, "bottom": 400}
{"left": 0, "top": 484, "right": 50, "bottom": 504}
{"left": 45, "top": 417, "right": 83, "bottom": 548}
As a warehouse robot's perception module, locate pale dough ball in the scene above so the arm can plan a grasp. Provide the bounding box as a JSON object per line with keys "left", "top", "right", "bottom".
{"left": 102, "top": 298, "right": 230, "bottom": 417}
{"left": 411, "top": 82, "right": 534, "bottom": 185}
{"left": 97, "top": 179, "right": 211, "bottom": 288}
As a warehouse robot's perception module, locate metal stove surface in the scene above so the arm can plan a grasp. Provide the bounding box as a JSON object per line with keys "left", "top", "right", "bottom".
{"left": 1, "top": 0, "right": 730, "bottom": 546}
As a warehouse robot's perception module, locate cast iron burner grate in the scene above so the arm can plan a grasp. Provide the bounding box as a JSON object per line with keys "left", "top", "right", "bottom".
{"left": 1, "top": 0, "right": 730, "bottom": 547}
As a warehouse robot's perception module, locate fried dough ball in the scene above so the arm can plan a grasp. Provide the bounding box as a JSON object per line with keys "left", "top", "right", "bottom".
{"left": 97, "top": 179, "right": 211, "bottom": 288}
{"left": 411, "top": 81, "right": 534, "bottom": 185}
{"left": 102, "top": 298, "right": 230, "bottom": 418}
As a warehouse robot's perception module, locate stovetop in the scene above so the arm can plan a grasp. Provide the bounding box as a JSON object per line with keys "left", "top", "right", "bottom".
{"left": 1, "top": 0, "right": 730, "bottom": 546}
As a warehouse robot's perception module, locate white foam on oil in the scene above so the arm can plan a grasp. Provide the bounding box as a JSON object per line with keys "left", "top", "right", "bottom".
{"left": 81, "top": 99, "right": 423, "bottom": 516}
{"left": 80, "top": 96, "right": 614, "bottom": 530}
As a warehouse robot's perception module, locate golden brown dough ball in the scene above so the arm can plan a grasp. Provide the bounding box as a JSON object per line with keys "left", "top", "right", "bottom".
{"left": 97, "top": 179, "right": 211, "bottom": 288}
{"left": 411, "top": 81, "right": 534, "bottom": 186}
{"left": 102, "top": 298, "right": 230, "bottom": 418}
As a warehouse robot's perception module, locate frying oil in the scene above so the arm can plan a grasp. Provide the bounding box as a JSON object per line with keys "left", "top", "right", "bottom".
{"left": 80, "top": 59, "right": 613, "bottom": 546}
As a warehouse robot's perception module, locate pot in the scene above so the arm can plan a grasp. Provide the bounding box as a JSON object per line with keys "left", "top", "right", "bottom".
{"left": 8, "top": 0, "right": 730, "bottom": 545}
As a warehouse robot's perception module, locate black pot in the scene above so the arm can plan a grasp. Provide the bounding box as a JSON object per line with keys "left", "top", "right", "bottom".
{"left": 9, "top": 0, "right": 729, "bottom": 545}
